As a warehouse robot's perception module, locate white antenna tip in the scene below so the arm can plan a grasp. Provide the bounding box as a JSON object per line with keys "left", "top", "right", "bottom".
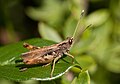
{"left": 80, "top": 10, "right": 85, "bottom": 18}
{"left": 82, "top": 10, "right": 84, "bottom": 13}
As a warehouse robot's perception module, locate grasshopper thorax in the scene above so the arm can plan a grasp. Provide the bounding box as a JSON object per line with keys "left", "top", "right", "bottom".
{"left": 57, "top": 37, "right": 73, "bottom": 53}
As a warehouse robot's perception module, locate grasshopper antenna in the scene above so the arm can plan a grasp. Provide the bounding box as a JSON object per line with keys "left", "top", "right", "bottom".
{"left": 78, "top": 24, "right": 92, "bottom": 38}
{"left": 72, "top": 10, "right": 85, "bottom": 38}
{"left": 72, "top": 10, "right": 92, "bottom": 39}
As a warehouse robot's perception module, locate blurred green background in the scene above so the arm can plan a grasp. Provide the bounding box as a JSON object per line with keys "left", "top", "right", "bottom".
{"left": 0, "top": 0, "right": 120, "bottom": 84}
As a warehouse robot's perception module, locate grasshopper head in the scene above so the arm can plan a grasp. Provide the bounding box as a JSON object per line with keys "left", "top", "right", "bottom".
{"left": 58, "top": 37, "right": 73, "bottom": 52}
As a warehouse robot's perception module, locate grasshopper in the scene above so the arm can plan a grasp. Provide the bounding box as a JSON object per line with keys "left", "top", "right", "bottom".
{"left": 21, "top": 10, "right": 89, "bottom": 77}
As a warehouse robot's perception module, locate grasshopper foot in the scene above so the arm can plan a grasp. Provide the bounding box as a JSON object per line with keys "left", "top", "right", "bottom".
{"left": 19, "top": 67, "right": 27, "bottom": 72}
{"left": 42, "top": 62, "right": 51, "bottom": 67}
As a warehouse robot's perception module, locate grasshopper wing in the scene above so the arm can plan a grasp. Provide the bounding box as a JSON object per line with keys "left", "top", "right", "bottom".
{"left": 21, "top": 44, "right": 59, "bottom": 64}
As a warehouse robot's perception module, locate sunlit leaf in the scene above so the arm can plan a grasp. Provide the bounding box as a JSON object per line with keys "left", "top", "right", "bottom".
{"left": 38, "top": 23, "right": 62, "bottom": 42}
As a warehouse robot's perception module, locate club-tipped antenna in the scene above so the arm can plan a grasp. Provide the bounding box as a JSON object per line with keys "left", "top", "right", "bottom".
{"left": 72, "top": 10, "right": 85, "bottom": 38}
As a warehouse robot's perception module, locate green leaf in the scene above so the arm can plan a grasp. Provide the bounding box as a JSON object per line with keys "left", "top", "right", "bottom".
{"left": 71, "top": 70, "right": 90, "bottom": 84}
{"left": 86, "top": 9, "right": 109, "bottom": 26}
{"left": 38, "top": 23, "right": 62, "bottom": 42}
{"left": 0, "top": 38, "right": 80, "bottom": 81}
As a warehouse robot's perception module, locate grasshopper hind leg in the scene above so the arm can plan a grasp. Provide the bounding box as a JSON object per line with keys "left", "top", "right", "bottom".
{"left": 50, "top": 55, "right": 61, "bottom": 77}
{"left": 50, "top": 53, "right": 74, "bottom": 77}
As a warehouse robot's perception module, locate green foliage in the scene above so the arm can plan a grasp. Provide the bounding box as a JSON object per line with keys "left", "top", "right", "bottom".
{"left": 86, "top": 9, "right": 110, "bottom": 26}
{"left": 26, "top": 0, "right": 69, "bottom": 28}
{"left": 0, "top": 0, "right": 120, "bottom": 84}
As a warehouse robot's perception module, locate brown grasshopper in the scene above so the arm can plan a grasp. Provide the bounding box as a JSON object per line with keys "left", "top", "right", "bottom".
{"left": 21, "top": 10, "right": 89, "bottom": 77}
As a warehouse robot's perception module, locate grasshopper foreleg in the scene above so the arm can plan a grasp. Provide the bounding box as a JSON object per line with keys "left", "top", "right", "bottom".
{"left": 64, "top": 53, "right": 74, "bottom": 63}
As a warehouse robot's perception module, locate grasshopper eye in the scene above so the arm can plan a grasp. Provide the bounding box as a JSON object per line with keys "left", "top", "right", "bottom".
{"left": 69, "top": 38, "right": 73, "bottom": 45}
